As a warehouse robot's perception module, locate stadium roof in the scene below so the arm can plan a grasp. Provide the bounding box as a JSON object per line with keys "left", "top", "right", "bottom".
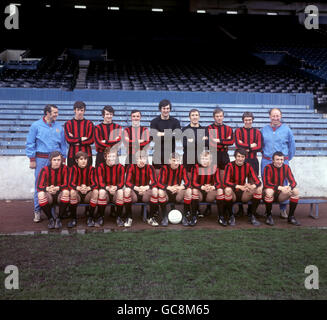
{"left": 4, "top": 1, "right": 327, "bottom": 15}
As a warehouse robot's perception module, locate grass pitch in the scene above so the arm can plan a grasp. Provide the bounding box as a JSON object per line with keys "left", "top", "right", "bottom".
{"left": 0, "top": 228, "right": 326, "bottom": 300}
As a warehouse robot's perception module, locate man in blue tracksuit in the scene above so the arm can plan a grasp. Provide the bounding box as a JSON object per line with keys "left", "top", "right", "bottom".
{"left": 26, "top": 104, "right": 67, "bottom": 223}
{"left": 261, "top": 108, "right": 296, "bottom": 218}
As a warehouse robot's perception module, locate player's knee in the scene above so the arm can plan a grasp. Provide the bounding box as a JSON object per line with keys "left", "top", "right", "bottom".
{"left": 256, "top": 186, "right": 263, "bottom": 194}
{"left": 192, "top": 188, "right": 199, "bottom": 195}
{"left": 124, "top": 188, "right": 131, "bottom": 197}
{"left": 224, "top": 187, "right": 232, "bottom": 196}
{"left": 158, "top": 189, "right": 165, "bottom": 197}
{"left": 91, "top": 189, "right": 99, "bottom": 198}
{"left": 217, "top": 188, "right": 224, "bottom": 196}
{"left": 152, "top": 187, "right": 158, "bottom": 197}
{"left": 99, "top": 189, "right": 106, "bottom": 198}
{"left": 117, "top": 189, "right": 124, "bottom": 199}
{"left": 185, "top": 188, "right": 192, "bottom": 197}
{"left": 264, "top": 188, "right": 274, "bottom": 198}
{"left": 62, "top": 189, "right": 70, "bottom": 197}
{"left": 292, "top": 188, "right": 299, "bottom": 197}
{"left": 38, "top": 192, "right": 45, "bottom": 200}
{"left": 70, "top": 189, "right": 77, "bottom": 198}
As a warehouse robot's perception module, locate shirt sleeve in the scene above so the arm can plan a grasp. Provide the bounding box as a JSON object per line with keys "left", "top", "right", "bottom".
{"left": 117, "top": 165, "right": 125, "bottom": 190}
{"left": 26, "top": 122, "right": 37, "bottom": 161}
{"left": 235, "top": 128, "right": 250, "bottom": 149}
{"left": 191, "top": 165, "right": 201, "bottom": 189}
{"left": 81, "top": 121, "right": 95, "bottom": 146}
{"left": 288, "top": 127, "right": 296, "bottom": 160}
{"left": 64, "top": 120, "right": 80, "bottom": 145}
{"left": 223, "top": 164, "right": 236, "bottom": 190}
{"left": 286, "top": 165, "right": 297, "bottom": 189}
{"left": 60, "top": 126, "right": 68, "bottom": 160}
{"left": 36, "top": 167, "right": 47, "bottom": 192}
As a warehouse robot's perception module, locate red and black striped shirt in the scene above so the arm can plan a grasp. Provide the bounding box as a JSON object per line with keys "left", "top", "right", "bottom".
{"left": 223, "top": 161, "right": 261, "bottom": 190}
{"left": 235, "top": 127, "right": 262, "bottom": 159}
{"left": 97, "top": 162, "right": 125, "bottom": 190}
{"left": 94, "top": 122, "right": 122, "bottom": 153}
{"left": 37, "top": 164, "right": 69, "bottom": 192}
{"left": 157, "top": 164, "right": 191, "bottom": 190}
{"left": 207, "top": 123, "right": 234, "bottom": 151}
{"left": 69, "top": 165, "right": 98, "bottom": 190}
{"left": 263, "top": 163, "right": 297, "bottom": 191}
{"left": 64, "top": 118, "right": 94, "bottom": 159}
{"left": 191, "top": 164, "right": 222, "bottom": 189}
{"left": 123, "top": 126, "right": 151, "bottom": 163}
{"left": 125, "top": 164, "right": 157, "bottom": 189}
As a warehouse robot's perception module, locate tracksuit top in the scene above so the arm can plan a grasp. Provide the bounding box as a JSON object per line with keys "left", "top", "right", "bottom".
{"left": 26, "top": 117, "right": 67, "bottom": 161}
{"left": 260, "top": 123, "right": 295, "bottom": 161}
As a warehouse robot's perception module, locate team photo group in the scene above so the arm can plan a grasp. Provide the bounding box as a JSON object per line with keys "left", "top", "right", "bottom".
{"left": 25, "top": 99, "right": 301, "bottom": 230}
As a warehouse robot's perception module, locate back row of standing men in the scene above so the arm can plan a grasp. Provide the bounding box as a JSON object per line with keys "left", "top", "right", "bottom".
{"left": 26, "top": 99, "right": 298, "bottom": 227}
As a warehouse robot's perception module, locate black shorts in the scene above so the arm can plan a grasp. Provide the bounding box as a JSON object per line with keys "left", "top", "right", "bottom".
{"left": 134, "top": 190, "right": 144, "bottom": 203}
{"left": 166, "top": 190, "right": 177, "bottom": 203}
{"left": 77, "top": 190, "right": 92, "bottom": 203}
{"left": 215, "top": 151, "right": 230, "bottom": 170}
{"left": 273, "top": 190, "right": 282, "bottom": 202}
{"left": 103, "top": 190, "right": 115, "bottom": 203}
{"left": 51, "top": 191, "right": 60, "bottom": 204}
{"left": 235, "top": 189, "right": 244, "bottom": 202}
{"left": 200, "top": 190, "right": 208, "bottom": 202}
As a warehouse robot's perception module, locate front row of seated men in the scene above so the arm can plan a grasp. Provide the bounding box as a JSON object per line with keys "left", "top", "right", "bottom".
{"left": 36, "top": 147, "right": 301, "bottom": 229}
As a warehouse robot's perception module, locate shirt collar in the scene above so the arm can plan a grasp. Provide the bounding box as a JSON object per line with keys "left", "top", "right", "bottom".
{"left": 43, "top": 116, "right": 54, "bottom": 127}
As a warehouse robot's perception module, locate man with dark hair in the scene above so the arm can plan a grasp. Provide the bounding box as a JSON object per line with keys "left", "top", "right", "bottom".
{"left": 64, "top": 101, "right": 94, "bottom": 167}
{"left": 263, "top": 151, "right": 300, "bottom": 226}
{"left": 94, "top": 105, "right": 122, "bottom": 167}
{"left": 36, "top": 151, "right": 70, "bottom": 229}
{"left": 123, "top": 109, "right": 151, "bottom": 166}
{"left": 150, "top": 99, "right": 181, "bottom": 171}
{"left": 26, "top": 104, "right": 67, "bottom": 223}
{"left": 124, "top": 150, "right": 159, "bottom": 227}
{"left": 96, "top": 148, "right": 125, "bottom": 227}
{"left": 182, "top": 109, "right": 208, "bottom": 173}
{"left": 207, "top": 107, "right": 234, "bottom": 182}
{"left": 68, "top": 151, "right": 99, "bottom": 228}
{"left": 157, "top": 152, "right": 192, "bottom": 227}
{"left": 235, "top": 111, "right": 263, "bottom": 216}
{"left": 261, "top": 108, "right": 296, "bottom": 219}
{"left": 223, "top": 148, "right": 262, "bottom": 226}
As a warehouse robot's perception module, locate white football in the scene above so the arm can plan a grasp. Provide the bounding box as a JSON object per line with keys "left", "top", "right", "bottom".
{"left": 168, "top": 209, "right": 183, "bottom": 224}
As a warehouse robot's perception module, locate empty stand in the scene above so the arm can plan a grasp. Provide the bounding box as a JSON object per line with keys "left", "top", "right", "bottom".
{"left": 0, "top": 56, "right": 78, "bottom": 91}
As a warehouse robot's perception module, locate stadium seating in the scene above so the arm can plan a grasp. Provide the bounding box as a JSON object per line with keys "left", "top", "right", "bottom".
{"left": 70, "top": 59, "right": 327, "bottom": 105}
{"left": 1, "top": 100, "right": 327, "bottom": 157}
{"left": 0, "top": 57, "right": 78, "bottom": 91}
